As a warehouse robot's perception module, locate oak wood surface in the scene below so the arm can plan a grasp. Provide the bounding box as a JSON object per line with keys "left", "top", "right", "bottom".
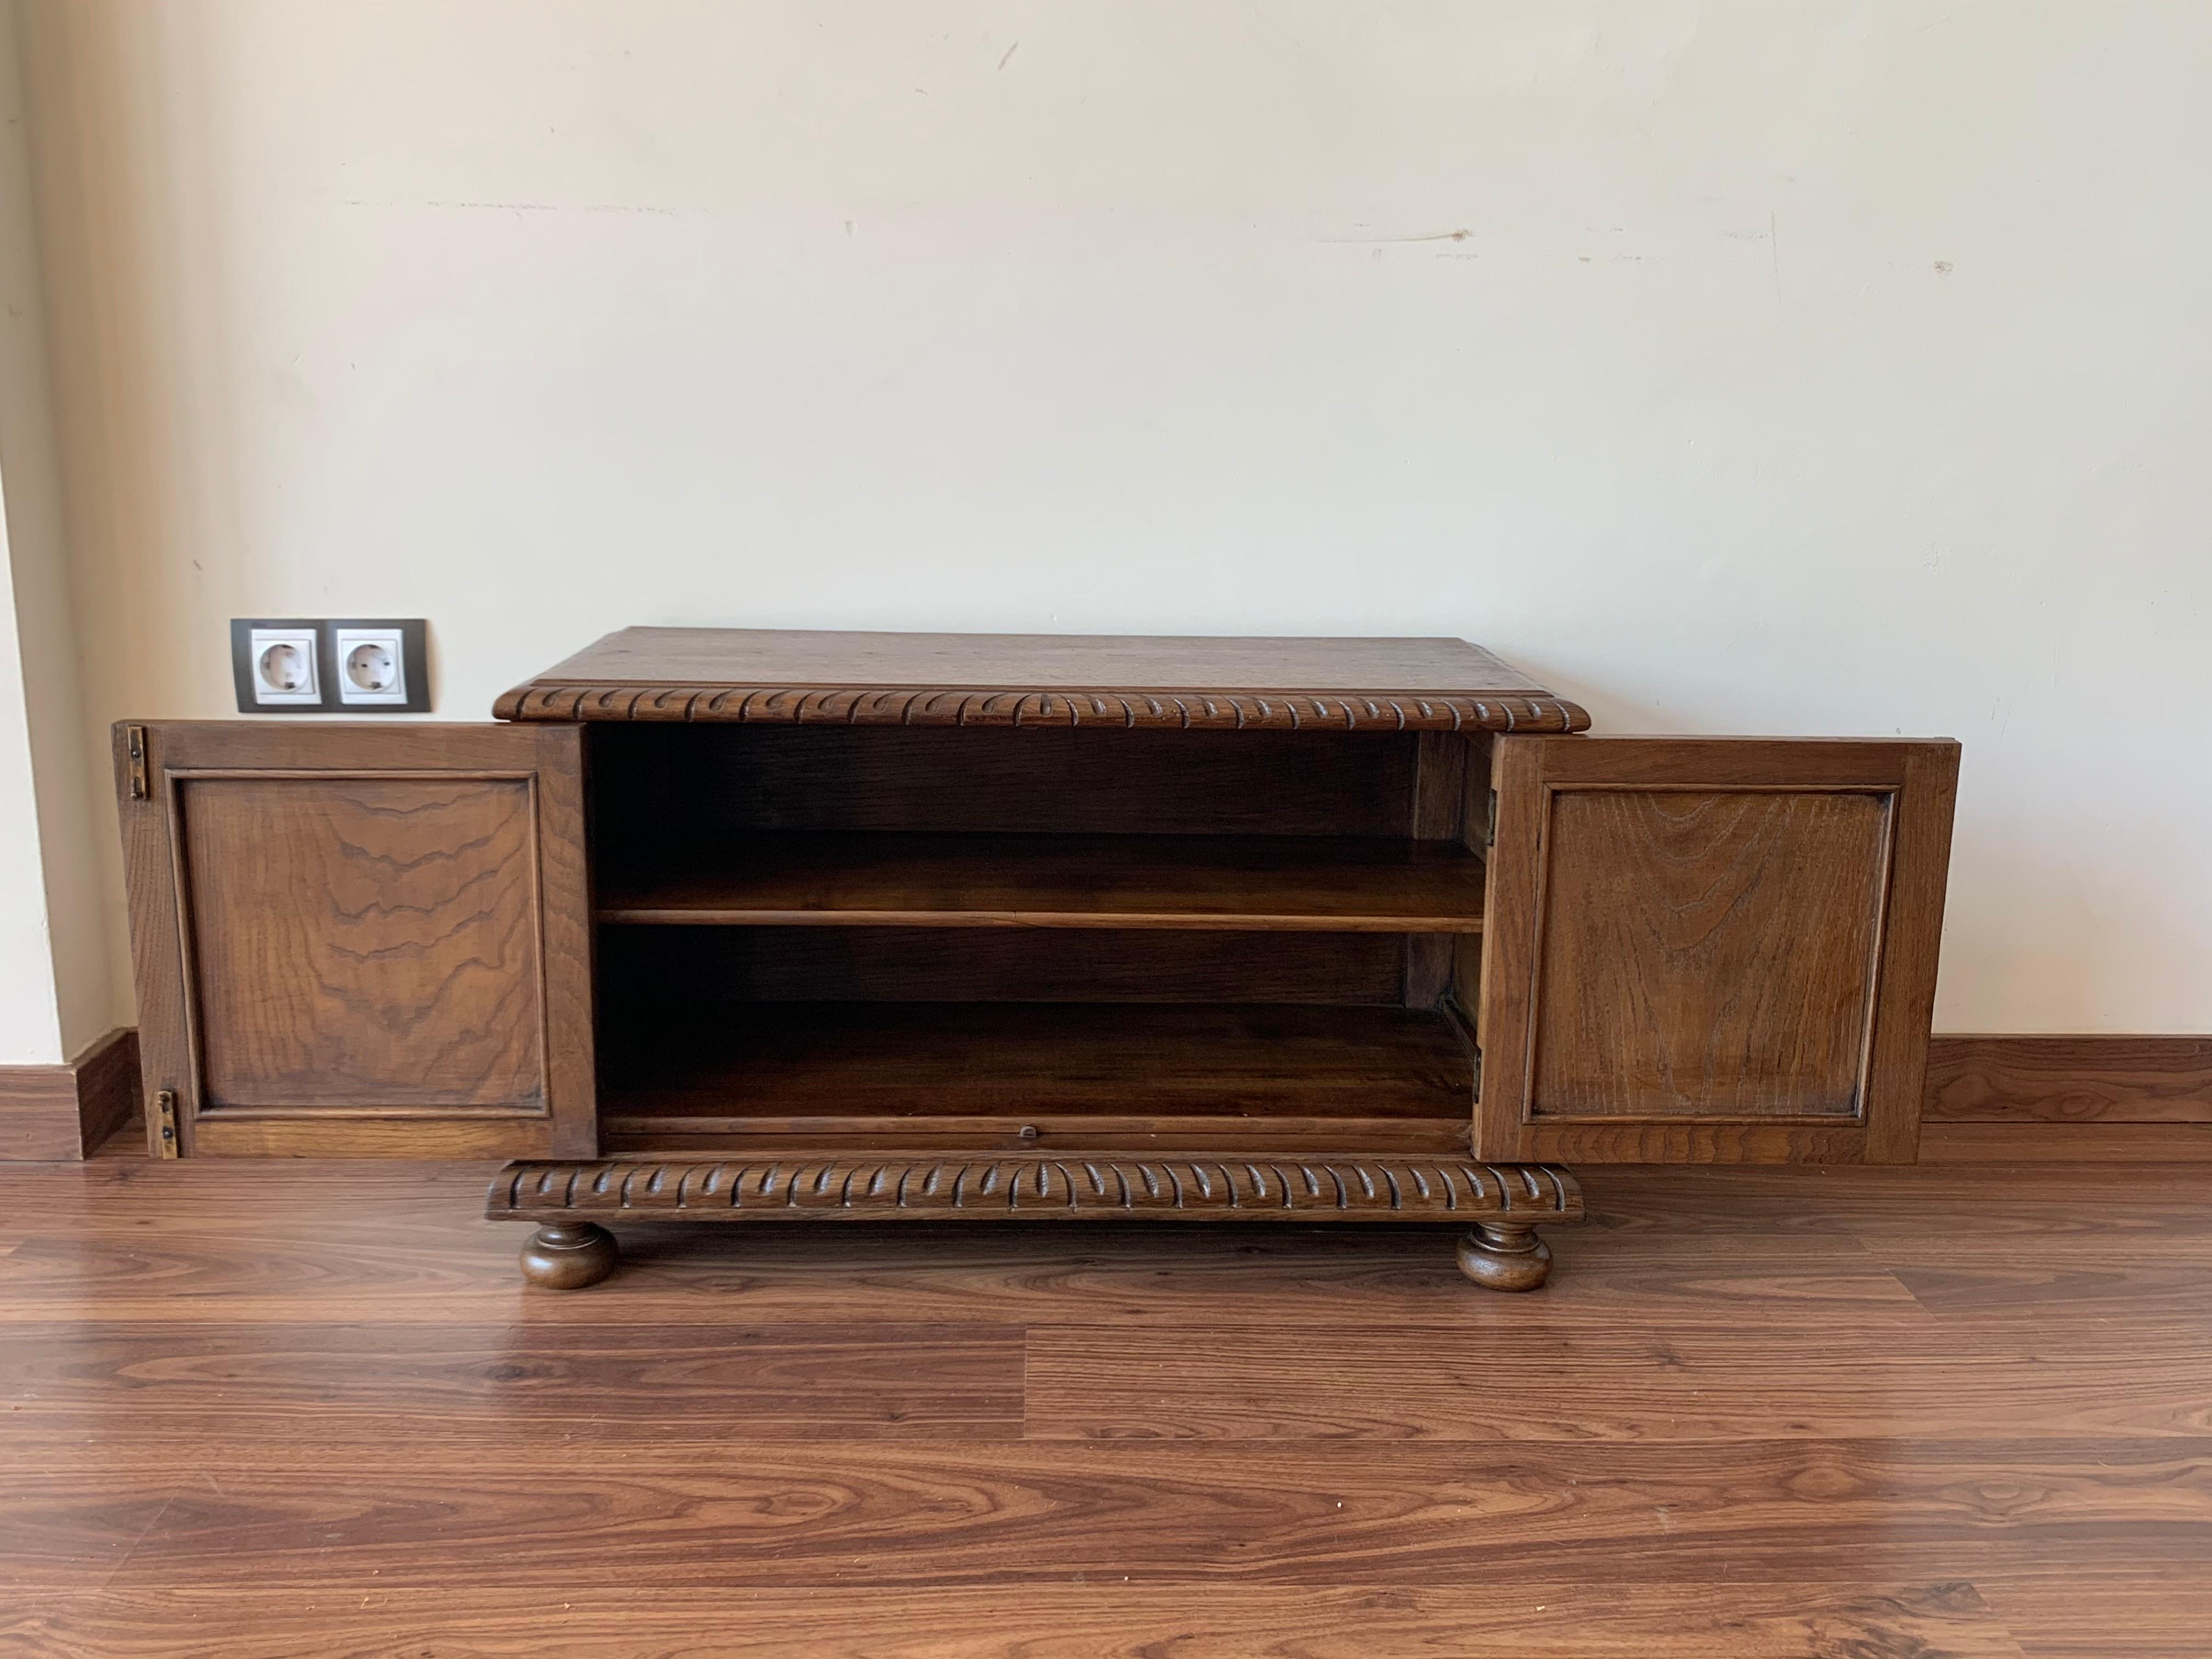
{"left": 1477, "top": 736, "right": 1959, "bottom": 1165}
{"left": 112, "top": 723, "right": 597, "bottom": 1160}
{"left": 499, "top": 628, "right": 1592, "bottom": 733}
{"left": 1925, "top": 1034, "right": 2212, "bottom": 1123}
{"left": 599, "top": 833, "right": 1487, "bottom": 932}
{"left": 0, "top": 1583, "right": 2036, "bottom": 1659}
{"left": 1528, "top": 788, "right": 1888, "bottom": 1118}
{"left": 531, "top": 628, "right": 1560, "bottom": 695}
{"left": 3, "top": 1153, "right": 2207, "bottom": 1654}
{"left": 597, "top": 1002, "right": 1476, "bottom": 1136}
{"left": 183, "top": 775, "right": 544, "bottom": 1109}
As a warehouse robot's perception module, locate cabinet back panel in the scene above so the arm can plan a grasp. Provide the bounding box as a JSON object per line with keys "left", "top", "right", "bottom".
{"left": 590, "top": 726, "right": 1419, "bottom": 844}
{"left": 598, "top": 926, "right": 1404, "bottom": 1006}
{"left": 180, "top": 776, "right": 546, "bottom": 1108}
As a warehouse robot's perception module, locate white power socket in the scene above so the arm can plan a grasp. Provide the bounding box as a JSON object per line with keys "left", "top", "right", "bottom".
{"left": 248, "top": 626, "right": 321, "bottom": 706}
{"left": 232, "top": 617, "right": 429, "bottom": 713}
{"left": 334, "top": 626, "right": 408, "bottom": 706}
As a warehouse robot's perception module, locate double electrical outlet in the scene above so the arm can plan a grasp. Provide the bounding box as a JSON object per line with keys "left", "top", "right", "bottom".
{"left": 230, "top": 618, "right": 430, "bottom": 714}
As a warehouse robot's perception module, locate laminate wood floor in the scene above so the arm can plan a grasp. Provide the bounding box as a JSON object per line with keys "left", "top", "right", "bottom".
{"left": 1, "top": 1150, "right": 2207, "bottom": 1657}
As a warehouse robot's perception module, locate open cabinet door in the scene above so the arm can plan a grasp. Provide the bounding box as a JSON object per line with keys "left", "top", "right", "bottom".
{"left": 114, "top": 722, "right": 596, "bottom": 1158}
{"left": 1475, "top": 737, "right": 1958, "bottom": 1164}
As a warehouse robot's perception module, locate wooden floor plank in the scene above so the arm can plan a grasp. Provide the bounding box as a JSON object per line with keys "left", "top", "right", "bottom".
{"left": 0, "top": 1152, "right": 2206, "bottom": 1654}
{"left": 1979, "top": 1571, "right": 2212, "bottom": 1659}
{"left": 0, "top": 1321, "right": 1025, "bottom": 1447}
{"left": 1024, "top": 1323, "right": 2212, "bottom": 1440}
{"left": 2, "top": 1440, "right": 2206, "bottom": 1592}
{"left": 0, "top": 1582, "right": 2029, "bottom": 1658}
{"left": 0, "top": 1220, "right": 1923, "bottom": 1329}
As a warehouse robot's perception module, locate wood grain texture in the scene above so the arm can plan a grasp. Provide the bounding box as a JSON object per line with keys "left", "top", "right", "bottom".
{"left": 113, "top": 723, "right": 597, "bottom": 1159}
{"left": 1477, "top": 736, "right": 1959, "bottom": 1166}
{"left": 489, "top": 1154, "right": 1580, "bottom": 1223}
{"left": 598, "top": 833, "right": 1487, "bottom": 932}
{"left": 1530, "top": 788, "right": 1889, "bottom": 1119}
{"left": 498, "top": 627, "right": 1590, "bottom": 731}
{"left": 0, "top": 1582, "right": 2033, "bottom": 1659}
{"left": 3, "top": 1153, "right": 2209, "bottom": 1652}
{"left": 597, "top": 1002, "right": 1478, "bottom": 1138}
{"left": 1918, "top": 1122, "right": 2212, "bottom": 1164}
{"left": 5, "top": 1440, "right": 2205, "bottom": 1590}
{"left": 182, "top": 775, "right": 543, "bottom": 1108}
{"left": 1925, "top": 1035, "right": 2212, "bottom": 1123}
{"left": 0, "top": 1029, "right": 138, "bottom": 1163}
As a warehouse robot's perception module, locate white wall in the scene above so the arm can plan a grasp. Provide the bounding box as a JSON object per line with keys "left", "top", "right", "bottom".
{"left": 18, "top": 0, "right": 2212, "bottom": 1034}
{"left": 0, "top": 0, "right": 107, "bottom": 1064}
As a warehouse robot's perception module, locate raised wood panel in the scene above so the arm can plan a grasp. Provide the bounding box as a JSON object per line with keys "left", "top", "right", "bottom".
{"left": 1477, "top": 736, "right": 1959, "bottom": 1165}
{"left": 113, "top": 723, "right": 596, "bottom": 1159}
{"left": 182, "top": 777, "right": 542, "bottom": 1109}
{"left": 1528, "top": 789, "right": 1889, "bottom": 1119}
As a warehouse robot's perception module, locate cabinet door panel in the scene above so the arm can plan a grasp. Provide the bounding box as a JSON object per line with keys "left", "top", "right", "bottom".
{"left": 115, "top": 722, "right": 595, "bottom": 1158}
{"left": 1475, "top": 737, "right": 1957, "bottom": 1164}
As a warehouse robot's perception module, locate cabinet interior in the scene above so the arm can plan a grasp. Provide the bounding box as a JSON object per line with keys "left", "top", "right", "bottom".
{"left": 586, "top": 725, "right": 1490, "bottom": 1153}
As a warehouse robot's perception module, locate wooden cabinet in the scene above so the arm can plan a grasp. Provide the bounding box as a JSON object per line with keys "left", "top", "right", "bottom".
{"left": 114, "top": 630, "right": 1960, "bottom": 1292}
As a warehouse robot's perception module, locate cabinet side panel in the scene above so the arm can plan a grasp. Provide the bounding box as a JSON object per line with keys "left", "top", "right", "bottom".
{"left": 531, "top": 724, "right": 597, "bottom": 1158}
{"left": 1530, "top": 789, "right": 1890, "bottom": 1119}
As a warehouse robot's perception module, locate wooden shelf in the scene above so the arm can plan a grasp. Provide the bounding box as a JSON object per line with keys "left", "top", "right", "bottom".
{"left": 597, "top": 834, "right": 1485, "bottom": 933}
{"left": 598, "top": 1002, "right": 1476, "bottom": 1144}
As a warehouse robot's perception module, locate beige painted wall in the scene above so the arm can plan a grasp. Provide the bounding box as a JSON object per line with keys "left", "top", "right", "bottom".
{"left": 0, "top": 0, "right": 107, "bottom": 1064}
{"left": 16, "top": 0, "right": 2212, "bottom": 1035}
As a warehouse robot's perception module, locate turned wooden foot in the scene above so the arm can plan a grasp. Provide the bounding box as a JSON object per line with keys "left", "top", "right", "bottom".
{"left": 520, "top": 1222, "right": 619, "bottom": 1289}
{"left": 1456, "top": 1222, "right": 1553, "bottom": 1291}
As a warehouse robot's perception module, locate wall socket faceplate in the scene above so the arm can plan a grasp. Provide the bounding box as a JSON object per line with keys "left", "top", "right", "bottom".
{"left": 230, "top": 618, "right": 430, "bottom": 714}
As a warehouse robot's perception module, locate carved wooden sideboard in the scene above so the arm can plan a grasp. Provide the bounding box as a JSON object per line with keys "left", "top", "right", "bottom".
{"left": 114, "top": 629, "right": 1959, "bottom": 1291}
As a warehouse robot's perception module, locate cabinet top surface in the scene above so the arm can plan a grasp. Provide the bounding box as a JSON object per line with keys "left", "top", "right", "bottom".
{"left": 496, "top": 628, "right": 1589, "bottom": 733}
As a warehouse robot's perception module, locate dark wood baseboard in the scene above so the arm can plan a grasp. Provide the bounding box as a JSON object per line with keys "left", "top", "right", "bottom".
{"left": 0, "top": 1028, "right": 140, "bottom": 1161}
{"left": 1923, "top": 1034, "right": 2212, "bottom": 1124}
{"left": 1915, "top": 1034, "right": 2212, "bottom": 1163}
{"left": 1918, "top": 1121, "right": 2212, "bottom": 1163}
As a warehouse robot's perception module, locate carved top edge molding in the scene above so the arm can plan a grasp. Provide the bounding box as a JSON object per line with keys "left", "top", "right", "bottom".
{"left": 492, "top": 684, "right": 1593, "bottom": 733}
{"left": 487, "top": 1156, "right": 1583, "bottom": 1221}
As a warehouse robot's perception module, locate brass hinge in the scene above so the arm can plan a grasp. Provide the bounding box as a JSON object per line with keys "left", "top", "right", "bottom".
{"left": 126, "top": 724, "right": 149, "bottom": 801}
{"left": 154, "top": 1090, "right": 179, "bottom": 1158}
{"left": 1482, "top": 787, "right": 1499, "bottom": 848}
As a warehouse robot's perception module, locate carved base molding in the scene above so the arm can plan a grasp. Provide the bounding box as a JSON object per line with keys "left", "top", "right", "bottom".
{"left": 491, "top": 1154, "right": 1583, "bottom": 1291}
{"left": 488, "top": 1154, "right": 1583, "bottom": 1223}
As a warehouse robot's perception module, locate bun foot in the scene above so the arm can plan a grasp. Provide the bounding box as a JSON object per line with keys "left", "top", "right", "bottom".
{"left": 1456, "top": 1222, "right": 1552, "bottom": 1291}
{"left": 520, "top": 1222, "right": 619, "bottom": 1290}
